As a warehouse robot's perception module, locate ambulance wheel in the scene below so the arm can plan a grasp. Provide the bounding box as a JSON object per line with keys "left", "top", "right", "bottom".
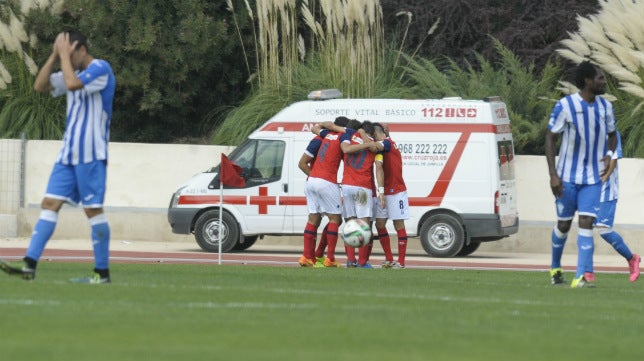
{"left": 194, "top": 210, "right": 239, "bottom": 253}
{"left": 419, "top": 213, "right": 465, "bottom": 258}
{"left": 233, "top": 235, "right": 259, "bottom": 251}
{"left": 456, "top": 241, "right": 481, "bottom": 256}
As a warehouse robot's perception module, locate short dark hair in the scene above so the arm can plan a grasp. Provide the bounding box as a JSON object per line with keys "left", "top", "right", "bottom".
{"left": 334, "top": 116, "right": 350, "bottom": 127}
{"left": 67, "top": 30, "right": 88, "bottom": 51}
{"left": 575, "top": 61, "right": 597, "bottom": 89}
{"left": 360, "top": 120, "right": 375, "bottom": 137}
{"left": 346, "top": 119, "right": 362, "bottom": 130}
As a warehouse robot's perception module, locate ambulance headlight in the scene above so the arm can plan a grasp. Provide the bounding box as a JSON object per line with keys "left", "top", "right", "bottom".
{"left": 170, "top": 186, "right": 186, "bottom": 208}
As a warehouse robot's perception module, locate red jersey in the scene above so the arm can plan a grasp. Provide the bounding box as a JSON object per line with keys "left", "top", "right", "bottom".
{"left": 341, "top": 131, "right": 376, "bottom": 189}
{"left": 381, "top": 137, "right": 407, "bottom": 195}
{"left": 308, "top": 131, "right": 343, "bottom": 183}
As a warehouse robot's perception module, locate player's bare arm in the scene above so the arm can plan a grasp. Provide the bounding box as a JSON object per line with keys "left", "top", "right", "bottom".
{"left": 298, "top": 154, "right": 314, "bottom": 176}
{"left": 341, "top": 141, "right": 374, "bottom": 154}
{"left": 375, "top": 160, "right": 386, "bottom": 208}
{"left": 56, "top": 32, "right": 84, "bottom": 91}
{"left": 33, "top": 34, "right": 62, "bottom": 93}
{"left": 545, "top": 130, "right": 563, "bottom": 198}
{"left": 601, "top": 131, "right": 618, "bottom": 178}
{"left": 318, "top": 121, "right": 346, "bottom": 133}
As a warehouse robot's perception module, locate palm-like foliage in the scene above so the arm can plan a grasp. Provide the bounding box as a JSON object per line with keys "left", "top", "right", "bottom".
{"left": 0, "top": 51, "right": 63, "bottom": 139}
{"left": 0, "top": 1, "right": 64, "bottom": 140}
{"left": 403, "top": 39, "right": 562, "bottom": 154}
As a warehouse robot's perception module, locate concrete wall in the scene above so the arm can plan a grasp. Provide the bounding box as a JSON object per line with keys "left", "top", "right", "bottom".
{"left": 2, "top": 139, "right": 643, "bottom": 253}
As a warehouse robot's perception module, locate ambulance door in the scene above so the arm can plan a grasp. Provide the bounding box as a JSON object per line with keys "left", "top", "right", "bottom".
{"left": 495, "top": 136, "right": 519, "bottom": 229}
{"left": 230, "top": 138, "right": 290, "bottom": 233}
{"left": 285, "top": 138, "right": 312, "bottom": 233}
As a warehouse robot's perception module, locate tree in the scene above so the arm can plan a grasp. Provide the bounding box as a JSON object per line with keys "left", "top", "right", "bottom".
{"left": 23, "top": 0, "right": 252, "bottom": 143}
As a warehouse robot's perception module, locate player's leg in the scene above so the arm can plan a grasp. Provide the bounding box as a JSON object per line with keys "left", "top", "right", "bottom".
{"left": 301, "top": 179, "right": 322, "bottom": 266}
{"left": 550, "top": 182, "right": 576, "bottom": 285}
{"left": 341, "top": 186, "right": 358, "bottom": 267}
{"left": 375, "top": 218, "right": 393, "bottom": 266}
{"left": 319, "top": 180, "right": 342, "bottom": 267}
{"left": 596, "top": 199, "right": 640, "bottom": 281}
{"left": 70, "top": 161, "right": 111, "bottom": 283}
{"left": 1, "top": 163, "right": 75, "bottom": 280}
{"left": 388, "top": 192, "right": 410, "bottom": 268}
{"left": 571, "top": 183, "right": 601, "bottom": 288}
{"left": 393, "top": 219, "right": 408, "bottom": 267}
{"left": 324, "top": 213, "right": 342, "bottom": 267}
{"left": 352, "top": 188, "right": 373, "bottom": 267}
{"left": 314, "top": 223, "right": 330, "bottom": 267}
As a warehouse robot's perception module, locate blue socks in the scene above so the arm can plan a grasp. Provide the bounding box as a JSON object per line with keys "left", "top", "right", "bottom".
{"left": 576, "top": 228, "right": 594, "bottom": 278}
{"left": 598, "top": 228, "right": 632, "bottom": 261}
{"left": 25, "top": 210, "right": 58, "bottom": 261}
{"left": 90, "top": 213, "right": 111, "bottom": 270}
{"left": 551, "top": 227, "right": 567, "bottom": 269}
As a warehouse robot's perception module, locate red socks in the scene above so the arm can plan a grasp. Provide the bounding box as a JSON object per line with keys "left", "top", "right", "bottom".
{"left": 377, "top": 227, "right": 393, "bottom": 262}
{"left": 397, "top": 228, "right": 408, "bottom": 265}
{"left": 303, "top": 222, "right": 317, "bottom": 260}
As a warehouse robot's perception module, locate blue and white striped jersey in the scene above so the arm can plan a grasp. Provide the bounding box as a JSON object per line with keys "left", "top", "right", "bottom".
{"left": 49, "top": 59, "right": 116, "bottom": 165}
{"left": 548, "top": 93, "right": 616, "bottom": 185}
{"left": 600, "top": 131, "right": 622, "bottom": 202}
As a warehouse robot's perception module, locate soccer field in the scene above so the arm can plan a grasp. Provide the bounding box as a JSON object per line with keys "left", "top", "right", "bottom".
{"left": 0, "top": 263, "right": 642, "bottom": 361}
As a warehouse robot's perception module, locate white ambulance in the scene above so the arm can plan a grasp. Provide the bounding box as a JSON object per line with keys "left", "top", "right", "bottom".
{"left": 167, "top": 90, "right": 519, "bottom": 257}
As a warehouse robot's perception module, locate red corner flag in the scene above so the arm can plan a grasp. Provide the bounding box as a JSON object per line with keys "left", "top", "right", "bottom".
{"left": 220, "top": 154, "right": 245, "bottom": 187}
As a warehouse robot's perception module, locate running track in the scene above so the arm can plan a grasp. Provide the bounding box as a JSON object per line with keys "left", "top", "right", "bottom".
{"left": 0, "top": 247, "right": 629, "bottom": 273}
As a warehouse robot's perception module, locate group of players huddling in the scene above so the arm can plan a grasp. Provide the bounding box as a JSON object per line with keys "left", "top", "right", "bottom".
{"left": 297, "top": 117, "right": 409, "bottom": 269}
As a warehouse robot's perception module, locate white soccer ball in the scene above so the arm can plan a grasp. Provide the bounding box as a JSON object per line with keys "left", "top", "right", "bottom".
{"left": 341, "top": 218, "right": 372, "bottom": 248}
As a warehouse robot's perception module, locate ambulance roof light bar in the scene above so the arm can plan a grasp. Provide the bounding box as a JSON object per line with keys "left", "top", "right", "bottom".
{"left": 308, "top": 89, "right": 343, "bottom": 100}
{"left": 483, "top": 96, "right": 502, "bottom": 102}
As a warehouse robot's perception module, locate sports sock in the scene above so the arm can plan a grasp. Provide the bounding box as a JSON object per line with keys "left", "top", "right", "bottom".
{"left": 377, "top": 227, "right": 393, "bottom": 262}
{"left": 25, "top": 209, "right": 58, "bottom": 262}
{"left": 576, "top": 228, "right": 594, "bottom": 278}
{"left": 325, "top": 222, "right": 339, "bottom": 261}
{"left": 599, "top": 228, "right": 633, "bottom": 261}
{"left": 315, "top": 224, "right": 328, "bottom": 258}
{"left": 345, "top": 244, "right": 356, "bottom": 263}
{"left": 303, "top": 222, "right": 317, "bottom": 260}
{"left": 90, "top": 213, "right": 111, "bottom": 270}
{"left": 358, "top": 243, "right": 370, "bottom": 266}
{"left": 396, "top": 229, "right": 408, "bottom": 265}
{"left": 550, "top": 227, "right": 567, "bottom": 269}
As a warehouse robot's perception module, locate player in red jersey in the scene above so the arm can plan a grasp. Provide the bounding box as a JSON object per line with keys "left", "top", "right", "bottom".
{"left": 302, "top": 118, "right": 376, "bottom": 268}
{"left": 298, "top": 117, "right": 350, "bottom": 267}
{"left": 373, "top": 123, "right": 409, "bottom": 268}
{"left": 298, "top": 117, "right": 349, "bottom": 267}
{"left": 339, "top": 121, "right": 385, "bottom": 268}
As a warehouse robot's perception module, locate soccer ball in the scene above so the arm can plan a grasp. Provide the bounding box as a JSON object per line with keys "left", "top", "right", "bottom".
{"left": 341, "top": 218, "right": 372, "bottom": 248}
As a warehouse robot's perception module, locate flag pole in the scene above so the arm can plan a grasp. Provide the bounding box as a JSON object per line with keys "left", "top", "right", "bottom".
{"left": 218, "top": 157, "right": 224, "bottom": 266}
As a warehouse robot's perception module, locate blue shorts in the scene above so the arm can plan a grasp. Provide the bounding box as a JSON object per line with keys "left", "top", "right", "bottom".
{"left": 45, "top": 161, "right": 107, "bottom": 208}
{"left": 555, "top": 181, "right": 601, "bottom": 220}
{"left": 594, "top": 199, "right": 617, "bottom": 228}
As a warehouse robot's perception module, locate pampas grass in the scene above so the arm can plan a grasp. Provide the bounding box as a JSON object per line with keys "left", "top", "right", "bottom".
{"left": 557, "top": 0, "right": 644, "bottom": 102}
{"left": 557, "top": 0, "right": 644, "bottom": 156}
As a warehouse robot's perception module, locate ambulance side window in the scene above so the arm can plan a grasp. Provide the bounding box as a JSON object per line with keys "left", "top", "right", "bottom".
{"left": 231, "top": 139, "right": 285, "bottom": 185}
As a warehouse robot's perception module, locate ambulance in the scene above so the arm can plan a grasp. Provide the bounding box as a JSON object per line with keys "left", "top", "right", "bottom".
{"left": 167, "top": 90, "right": 519, "bottom": 257}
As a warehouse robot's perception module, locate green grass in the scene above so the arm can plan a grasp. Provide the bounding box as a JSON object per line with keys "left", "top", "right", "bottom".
{"left": 1, "top": 263, "right": 642, "bottom": 361}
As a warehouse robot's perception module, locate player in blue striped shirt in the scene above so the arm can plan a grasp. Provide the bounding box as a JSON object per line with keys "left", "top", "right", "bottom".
{"left": 0, "top": 30, "right": 116, "bottom": 284}
{"left": 587, "top": 131, "right": 640, "bottom": 282}
{"left": 545, "top": 61, "right": 617, "bottom": 288}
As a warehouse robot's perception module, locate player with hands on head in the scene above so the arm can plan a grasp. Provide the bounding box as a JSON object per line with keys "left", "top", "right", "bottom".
{"left": 0, "top": 30, "right": 116, "bottom": 284}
